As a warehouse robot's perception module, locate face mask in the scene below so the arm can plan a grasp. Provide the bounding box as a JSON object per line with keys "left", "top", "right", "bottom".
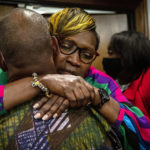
{"left": 102, "top": 58, "right": 123, "bottom": 79}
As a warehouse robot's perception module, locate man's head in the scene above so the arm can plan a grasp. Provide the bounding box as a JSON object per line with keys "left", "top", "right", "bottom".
{"left": 48, "top": 8, "right": 99, "bottom": 77}
{"left": 0, "top": 8, "right": 56, "bottom": 81}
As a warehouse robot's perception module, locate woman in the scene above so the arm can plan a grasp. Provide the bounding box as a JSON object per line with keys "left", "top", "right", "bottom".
{"left": 103, "top": 31, "right": 150, "bottom": 117}
{"left": 0, "top": 8, "right": 150, "bottom": 150}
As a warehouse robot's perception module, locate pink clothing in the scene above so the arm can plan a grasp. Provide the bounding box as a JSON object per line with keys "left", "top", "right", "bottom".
{"left": 0, "top": 85, "right": 4, "bottom": 97}
{"left": 0, "top": 85, "right": 5, "bottom": 115}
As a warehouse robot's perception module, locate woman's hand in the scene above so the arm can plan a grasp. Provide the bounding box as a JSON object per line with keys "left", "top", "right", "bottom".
{"left": 40, "top": 74, "right": 95, "bottom": 103}
{"left": 33, "top": 95, "right": 91, "bottom": 120}
{"left": 33, "top": 94, "right": 69, "bottom": 120}
{"left": 33, "top": 83, "right": 94, "bottom": 120}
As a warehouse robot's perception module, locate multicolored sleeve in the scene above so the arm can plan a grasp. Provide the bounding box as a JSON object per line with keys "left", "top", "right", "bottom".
{"left": 0, "top": 85, "right": 6, "bottom": 116}
{"left": 85, "top": 66, "right": 150, "bottom": 150}
{"left": 110, "top": 80, "right": 150, "bottom": 150}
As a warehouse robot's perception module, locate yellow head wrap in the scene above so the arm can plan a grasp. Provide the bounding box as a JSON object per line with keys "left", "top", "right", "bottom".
{"left": 48, "top": 7, "right": 96, "bottom": 37}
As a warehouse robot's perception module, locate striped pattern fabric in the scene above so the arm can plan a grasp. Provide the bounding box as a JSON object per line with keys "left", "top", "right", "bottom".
{"left": 16, "top": 110, "right": 71, "bottom": 150}
{"left": 49, "top": 111, "right": 70, "bottom": 133}
{"left": 85, "top": 66, "right": 150, "bottom": 150}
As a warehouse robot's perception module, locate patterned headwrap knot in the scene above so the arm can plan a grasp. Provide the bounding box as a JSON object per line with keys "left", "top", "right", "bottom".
{"left": 48, "top": 7, "right": 96, "bottom": 37}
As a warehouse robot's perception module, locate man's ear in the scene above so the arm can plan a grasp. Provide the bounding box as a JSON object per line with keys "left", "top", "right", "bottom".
{"left": 51, "top": 36, "right": 59, "bottom": 57}
{"left": 51, "top": 36, "right": 59, "bottom": 52}
{"left": 0, "top": 51, "right": 7, "bottom": 72}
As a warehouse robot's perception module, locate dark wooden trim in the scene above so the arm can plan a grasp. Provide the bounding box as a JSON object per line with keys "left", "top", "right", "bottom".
{"left": 0, "top": 0, "right": 148, "bottom": 38}
{"left": 127, "top": 11, "right": 136, "bottom": 30}
{"left": 0, "top": 0, "right": 142, "bottom": 11}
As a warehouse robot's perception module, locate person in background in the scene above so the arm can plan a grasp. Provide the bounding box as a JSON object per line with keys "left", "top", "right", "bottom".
{"left": 103, "top": 31, "right": 150, "bottom": 117}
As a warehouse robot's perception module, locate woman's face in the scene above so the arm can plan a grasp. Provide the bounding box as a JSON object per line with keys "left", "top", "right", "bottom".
{"left": 54, "top": 31, "right": 97, "bottom": 77}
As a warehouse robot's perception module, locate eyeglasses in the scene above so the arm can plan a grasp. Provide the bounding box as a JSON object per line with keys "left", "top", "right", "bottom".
{"left": 58, "top": 39, "right": 99, "bottom": 64}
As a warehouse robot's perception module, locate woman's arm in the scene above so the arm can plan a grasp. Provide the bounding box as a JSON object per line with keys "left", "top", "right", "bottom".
{"left": 3, "top": 77, "right": 41, "bottom": 110}
{"left": 2, "top": 74, "right": 95, "bottom": 112}
{"left": 91, "top": 87, "right": 120, "bottom": 124}
{"left": 85, "top": 66, "right": 150, "bottom": 149}
{"left": 32, "top": 84, "right": 120, "bottom": 123}
{"left": 103, "top": 79, "right": 150, "bottom": 149}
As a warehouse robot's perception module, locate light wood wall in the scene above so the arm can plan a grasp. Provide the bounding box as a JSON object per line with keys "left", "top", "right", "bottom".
{"left": 0, "top": 5, "right": 16, "bottom": 18}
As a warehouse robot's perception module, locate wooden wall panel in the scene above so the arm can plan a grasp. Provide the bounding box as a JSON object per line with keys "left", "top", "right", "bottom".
{"left": 135, "top": 0, "right": 149, "bottom": 37}
{"left": 0, "top": 5, "right": 16, "bottom": 18}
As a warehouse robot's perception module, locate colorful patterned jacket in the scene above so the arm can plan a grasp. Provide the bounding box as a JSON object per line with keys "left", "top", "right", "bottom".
{"left": 85, "top": 66, "right": 150, "bottom": 150}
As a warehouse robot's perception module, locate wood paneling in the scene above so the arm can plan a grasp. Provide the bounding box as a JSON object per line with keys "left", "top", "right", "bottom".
{"left": 0, "top": 0, "right": 141, "bottom": 11}
{"left": 0, "top": 5, "right": 16, "bottom": 18}
{"left": 135, "top": 0, "right": 149, "bottom": 37}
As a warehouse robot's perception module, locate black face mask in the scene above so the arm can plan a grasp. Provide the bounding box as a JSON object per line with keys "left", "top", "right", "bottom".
{"left": 102, "top": 58, "right": 123, "bottom": 79}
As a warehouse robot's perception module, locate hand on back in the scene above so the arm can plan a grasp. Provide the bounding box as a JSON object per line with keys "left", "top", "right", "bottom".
{"left": 33, "top": 74, "right": 101, "bottom": 120}
{"left": 40, "top": 74, "right": 95, "bottom": 103}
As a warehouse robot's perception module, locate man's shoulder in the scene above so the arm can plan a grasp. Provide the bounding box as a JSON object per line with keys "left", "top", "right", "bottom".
{"left": 2, "top": 106, "right": 113, "bottom": 150}
{"left": 0, "top": 101, "right": 32, "bottom": 149}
